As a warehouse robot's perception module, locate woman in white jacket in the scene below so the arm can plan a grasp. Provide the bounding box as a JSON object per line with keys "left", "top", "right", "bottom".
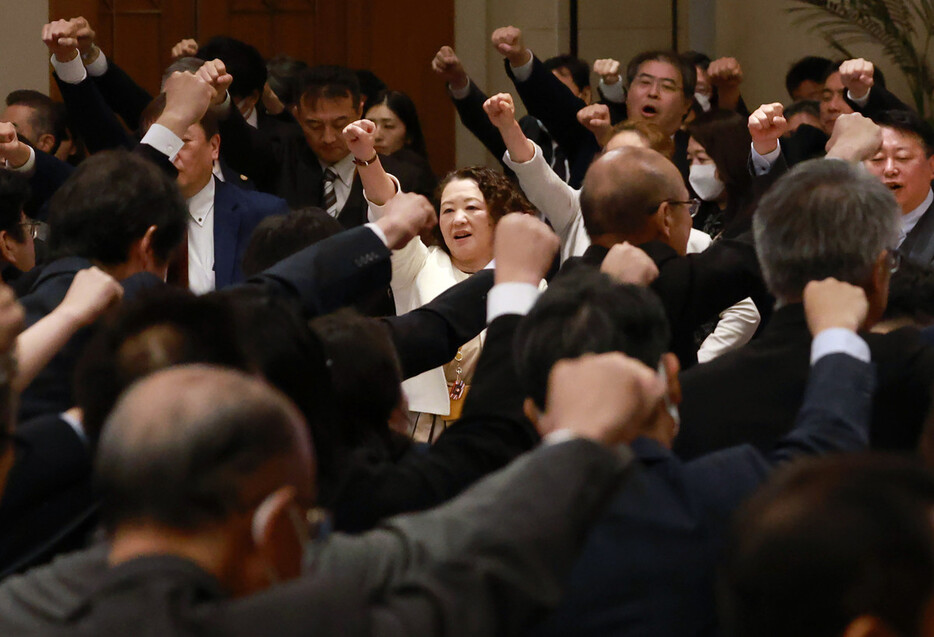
{"left": 343, "top": 120, "right": 536, "bottom": 442}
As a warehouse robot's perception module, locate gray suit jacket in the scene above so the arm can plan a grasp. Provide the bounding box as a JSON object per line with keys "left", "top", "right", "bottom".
{"left": 899, "top": 195, "right": 934, "bottom": 265}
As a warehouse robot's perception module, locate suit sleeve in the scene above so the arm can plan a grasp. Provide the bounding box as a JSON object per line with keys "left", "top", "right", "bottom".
{"left": 89, "top": 59, "right": 154, "bottom": 131}
{"left": 54, "top": 75, "right": 135, "bottom": 153}
{"left": 846, "top": 84, "right": 912, "bottom": 119}
{"left": 23, "top": 149, "right": 75, "bottom": 221}
{"left": 450, "top": 81, "right": 513, "bottom": 170}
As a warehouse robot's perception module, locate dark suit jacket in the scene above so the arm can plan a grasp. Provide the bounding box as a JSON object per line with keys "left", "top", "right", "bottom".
{"left": 211, "top": 178, "right": 289, "bottom": 289}
{"left": 676, "top": 303, "right": 934, "bottom": 460}
{"left": 23, "top": 149, "right": 75, "bottom": 222}
{"left": 562, "top": 239, "right": 769, "bottom": 368}
{"left": 899, "top": 196, "right": 934, "bottom": 265}
{"left": 534, "top": 350, "right": 875, "bottom": 637}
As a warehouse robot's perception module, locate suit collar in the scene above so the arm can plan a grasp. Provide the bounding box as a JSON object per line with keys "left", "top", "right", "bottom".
{"left": 212, "top": 178, "right": 242, "bottom": 289}
{"left": 30, "top": 257, "right": 92, "bottom": 290}
{"left": 899, "top": 192, "right": 934, "bottom": 263}
{"left": 578, "top": 240, "right": 677, "bottom": 268}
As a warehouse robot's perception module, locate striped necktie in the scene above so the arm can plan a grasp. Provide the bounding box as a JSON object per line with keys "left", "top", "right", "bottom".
{"left": 322, "top": 168, "right": 339, "bottom": 217}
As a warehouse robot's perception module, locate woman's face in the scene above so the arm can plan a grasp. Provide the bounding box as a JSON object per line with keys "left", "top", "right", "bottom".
{"left": 439, "top": 178, "right": 495, "bottom": 273}
{"left": 686, "top": 137, "right": 715, "bottom": 167}
{"left": 366, "top": 104, "right": 408, "bottom": 156}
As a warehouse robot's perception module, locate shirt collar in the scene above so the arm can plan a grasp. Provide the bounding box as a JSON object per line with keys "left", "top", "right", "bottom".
{"left": 899, "top": 187, "right": 933, "bottom": 245}
{"left": 320, "top": 153, "right": 356, "bottom": 187}
{"left": 245, "top": 107, "right": 258, "bottom": 129}
{"left": 187, "top": 178, "right": 216, "bottom": 227}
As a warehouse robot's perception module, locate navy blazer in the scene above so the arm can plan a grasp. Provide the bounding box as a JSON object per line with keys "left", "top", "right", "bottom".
{"left": 211, "top": 178, "right": 289, "bottom": 289}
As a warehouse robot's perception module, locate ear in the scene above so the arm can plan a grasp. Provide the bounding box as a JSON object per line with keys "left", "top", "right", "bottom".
{"left": 841, "top": 616, "right": 900, "bottom": 637}
{"left": 523, "top": 397, "right": 543, "bottom": 431}
{"left": 356, "top": 99, "right": 364, "bottom": 119}
{"left": 661, "top": 352, "right": 681, "bottom": 406}
{"left": 657, "top": 201, "right": 674, "bottom": 240}
{"left": 251, "top": 485, "right": 304, "bottom": 582}
{"left": 580, "top": 86, "right": 593, "bottom": 105}
{"left": 926, "top": 154, "right": 934, "bottom": 179}
{"left": 35, "top": 134, "right": 56, "bottom": 154}
{"left": 209, "top": 133, "right": 220, "bottom": 161}
{"left": 0, "top": 231, "right": 17, "bottom": 265}
{"left": 291, "top": 104, "right": 300, "bottom": 121}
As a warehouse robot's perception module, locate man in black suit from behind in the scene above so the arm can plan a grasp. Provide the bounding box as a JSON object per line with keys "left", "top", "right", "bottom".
{"left": 677, "top": 135, "right": 934, "bottom": 459}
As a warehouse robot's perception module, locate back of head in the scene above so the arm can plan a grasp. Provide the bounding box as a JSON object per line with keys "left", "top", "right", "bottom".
{"left": 543, "top": 54, "right": 591, "bottom": 90}
{"left": 370, "top": 90, "right": 429, "bottom": 158}
{"left": 608, "top": 119, "right": 675, "bottom": 158}
{"left": 881, "top": 257, "right": 934, "bottom": 327}
{"left": 240, "top": 207, "right": 343, "bottom": 277}
{"left": 297, "top": 65, "right": 361, "bottom": 108}
{"left": 0, "top": 171, "right": 30, "bottom": 241}
{"left": 95, "top": 365, "right": 308, "bottom": 532}
{"left": 626, "top": 50, "right": 696, "bottom": 99}
{"left": 723, "top": 454, "right": 934, "bottom": 637}
{"left": 785, "top": 56, "right": 834, "bottom": 98}
{"left": 515, "top": 271, "right": 670, "bottom": 410}
{"left": 874, "top": 109, "right": 934, "bottom": 157}
{"left": 47, "top": 149, "right": 187, "bottom": 267}
{"left": 197, "top": 36, "right": 267, "bottom": 99}
{"left": 267, "top": 55, "right": 309, "bottom": 109}
{"left": 752, "top": 158, "right": 900, "bottom": 301}
{"left": 579, "top": 145, "right": 682, "bottom": 237}
{"left": 687, "top": 110, "right": 753, "bottom": 195}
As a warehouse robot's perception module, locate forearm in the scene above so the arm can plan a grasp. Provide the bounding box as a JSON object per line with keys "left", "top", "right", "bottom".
{"left": 358, "top": 159, "right": 397, "bottom": 206}
{"left": 497, "top": 120, "right": 534, "bottom": 163}
{"left": 14, "top": 308, "right": 85, "bottom": 393}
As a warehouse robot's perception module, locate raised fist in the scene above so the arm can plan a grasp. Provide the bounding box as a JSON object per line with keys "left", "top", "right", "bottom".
{"left": 492, "top": 26, "right": 530, "bottom": 67}
{"left": 159, "top": 72, "right": 215, "bottom": 137}
{"left": 482, "top": 93, "right": 516, "bottom": 130}
{"left": 171, "top": 38, "right": 199, "bottom": 61}
{"left": 748, "top": 103, "right": 788, "bottom": 156}
{"left": 593, "top": 58, "right": 621, "bottom": 85}
{"left": 707, "top": 57, "right": 743, "bottom": 89}
{"left": 493, "top": 213, "right": 559, "bottom": 286}
{"left": 71, "top": 17, "right": 97, "bottom": 60}
{"left": 342, "top": 119, "right": 378, "bottom": 161}
{"left": 839, "top": 58, "right": 874, "bottom": 100}
{"left": 577, "top": 103, "right": 612, "bottom": 143}
{"left": 803, "top": 278, "right": 869, "bottom": 335}
{"left": 431, "top": 46, "right": 469, "bottom": 91}
{"left": 195, "top": 58, "right": 233, "bottom": 106}
{"left": 600, "top": 242, "right": 659, "bottom": 286}
{"left": 0, "top": 122, "right": 30, "bottom": 169}
{"left": 824, "top": 112, "right": 882, "bottom": 163}
{"left": 376, "top": 192, "right": 438, "bottom": 250}
{"left": 41, "top": 19, "right": 79, "bottom": 62}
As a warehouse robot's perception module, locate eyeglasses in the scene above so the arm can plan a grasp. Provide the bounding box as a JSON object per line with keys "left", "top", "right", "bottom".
{"left": 887, "top": 249, "right": 901, "bottom": 274}
{"left": 665, "top": 198, "right": 702, "bottom": 218}
{"left": 19, "top": 221, "right": 40, "bottom": 240}
{"left": 632, "top": 73, "right": 682, "bottom": 95}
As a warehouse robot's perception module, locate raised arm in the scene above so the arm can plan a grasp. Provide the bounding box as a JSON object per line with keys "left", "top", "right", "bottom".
{"left": 342, "top": 119, "right": 397, "bottom": 205}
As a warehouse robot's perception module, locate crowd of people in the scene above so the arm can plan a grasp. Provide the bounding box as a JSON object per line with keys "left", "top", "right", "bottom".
{"left": 0, "top": 12, "right": 933, "bottom": 636}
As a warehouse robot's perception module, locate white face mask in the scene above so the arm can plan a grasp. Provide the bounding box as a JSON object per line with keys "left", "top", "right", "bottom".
{"left": 689, "top": 163, "right": 726, "bottom": 202}
{"left": 694, "top": 92, "right": 712, "bottom": 112}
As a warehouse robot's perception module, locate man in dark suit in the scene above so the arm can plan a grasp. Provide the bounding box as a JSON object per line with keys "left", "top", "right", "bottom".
{"left": 677, "top": 156, "right": 934, "bottom": 460}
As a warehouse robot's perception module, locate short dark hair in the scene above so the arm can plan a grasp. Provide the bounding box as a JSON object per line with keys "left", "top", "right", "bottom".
{"left": 881, "top": 257, "right": 934, "bottom": 326}
{"left": 515, "top": 271, "right": 670, "bottom": 410}
{"left": 784, "top": 99, "right": 821, "bottom": 121}
{"left": 356, "top": 69, "right": 388, "bottom": 114}
{"left": 681, "top": 50, "right": 711, "bottom": 72}
{"left": 874, "top": 109, "right": 934, "bottom": 157}
{"left": 267, "top": 55, "right": 309, "bottom": 108}
{"left": 785, "top": 56, "right": 834, "bottom": 97}
{"left": 241, "top": 208, "right": 343, "bottom": 277}
{"left": 297, "top": 65, "right": 361, "bottom": 109}
{"left": 626, "top": 50, "right": 696, "bottom": 99}
{"left": 723, "top": 454, "right": 934, "bottom": 637}
{"left": 367, "top": 90, "right": 429, "bottom": 158}
{"left": 0, "top": 171, "right": 30, "bottom": 242}
{"left": 543, "top": 54, "right": 591, "bottom": 91}
{"left": 5, "top": 89, "right": 66, "bottom": 152}
{"left": 196, "top": 36, "right": 267, "bottom": 99}
{"left": 95, "top": 366, "right": 303, "bottom": 531}
{"left": 47, "top": 149, "right": 187, "bottom": 267}
{"left": 138, "top": 92, "right": 219, "bottom": 139}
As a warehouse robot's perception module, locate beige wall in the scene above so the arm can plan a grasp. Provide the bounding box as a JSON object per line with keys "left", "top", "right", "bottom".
{"left": 0, "top": 0, "right": 50, "bottom": 103}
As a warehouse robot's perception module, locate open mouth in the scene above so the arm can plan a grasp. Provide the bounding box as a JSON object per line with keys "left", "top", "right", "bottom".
{"left": 453, "top": 232, "right": 472, "bottom": 241}
{"left": 885, "top": 182, "right": 904, "bottom": 192}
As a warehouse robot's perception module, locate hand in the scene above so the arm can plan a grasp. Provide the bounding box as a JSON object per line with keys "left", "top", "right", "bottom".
{"left": 71, "top": 17, "right": 97, "bottom": 62}
{"left": 375, "top": 192, "right": 437, "bottom": 250}
{"left": 482, "top": 93, "right": 517, "bottom": 130}
{"left": 431, "top": 46, "right": 469, "bottom": 91}
{"left": 538, "top": 353, "right": 666, "bottom": 446}
{"left": 171, "top": 38, "right": 199, "bottom": 60}
{"left": 839, "top": 58, "right": 874, "bottom": 100}
{"left": 492, "top": 26, "right": 530, "bottom": 67}
{"left": 493, "top": 213, "right": 559, "bottom": 285}
{"left": 0, "top": 122, "right": 31, "bottom": 169}
{"left": 262, "top": 83, "right": 285, "bottom": 115}
{"left": 825, "top": 112, "right": 882, "bottom": 162}
{"left": 41, "top": 19, "right": 79, "bottom": 63}
{"left": 342, "top": 120, "right": 378, "bottom": 161}
{"left": 577, "top": 104, "right": 612, "bottom": 143}
{"left": 707, "top": 57, "right": 743, "bottom": 89}
{"left": 593, "top": 58, "right": 621, "bottom": 85}
{"left": 58, "top": 267, "right": 123, "bottom": 328}
{"left": 195, "top": 58, "right": 234, "bottom": 106}
{"left": 0, "top": 285, "right": 24, "bottom": 355}
{"left": 748, "top": 103, "right": 788, "bottom": 156}
{"left": 157, "top": 72, "right": 214, "bottom": 137}
{"left": 600, "top": 242, "right": 659, "bottom": 286}
{"left": 803, "top": 278, "right": 868, "bottom": 335}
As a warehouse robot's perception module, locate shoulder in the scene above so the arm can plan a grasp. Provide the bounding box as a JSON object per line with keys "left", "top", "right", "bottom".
{"left": 217, "top": 180, "right": 289, "bottom": 215}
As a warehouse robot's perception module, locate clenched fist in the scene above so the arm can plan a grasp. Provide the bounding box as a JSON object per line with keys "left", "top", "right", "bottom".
{"left": 839, "top": 58, "right": 874, "bottom": 101}
{"left": 483, "top": 93, "right": 517, "bottom": 130}
{"left": 748, "top": 103, "right": 788, "bottom": 155}
{"left": 431, "top": 46, "right": 469, "bottom": 91}
{"left": 342, "top": 119, "right": 378, "bottom": 161}
{"left": 492, "top": 26, "right": 530, "bottom": 67}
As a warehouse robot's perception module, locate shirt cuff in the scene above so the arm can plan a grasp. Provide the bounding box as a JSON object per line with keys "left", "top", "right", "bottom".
{"left": 510, "top": 50, "right": 534, "bottom": 82}
{"left": 365, "top": 222, "right": 389, "bottom": 247}
{"left": 5, "top": 146, "right": 36, "bottom": 173}
{"left": 810, "top": 328, "right": 870, "bottom": 365}
{"left": 598, "top": 77, "right": 625, "bottom": 103}
{"left": 750, "top": 141, "right": 782, "bottom": 175}
{"left": 140, "top": 124, "right": 184, "bottom": 162}
{"left": 51, "top": 53, "right": 88, "bottom": 84}
{"left": 503, "top": 141, "right": 543, "bottom": 168}
{"left": 848, "top": 88, "right": 871, "bottom": 107}
{"left": 448, "top": 78, "right": 472, "bottom": 101}
{"left": 487, "top": 281, "right": 540, "bottom": 324}
{"left": 85, "top": 50, "right": 109, "bottom": 76}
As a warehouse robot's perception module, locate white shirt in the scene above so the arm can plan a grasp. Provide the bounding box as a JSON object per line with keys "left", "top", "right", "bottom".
{"left": 899, "top": 188, "right": 934, "bottom": 246}
{"left": 320, "top": 153, "right": 356, "bottom": 215}
{"left": 187, "top": 179, "right": 216, "bottom": 295}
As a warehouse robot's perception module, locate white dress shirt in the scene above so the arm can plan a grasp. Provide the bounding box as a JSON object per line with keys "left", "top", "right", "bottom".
{"left": 187, "top": 179, "right": 216, "bottom": 295}
{"left": 320, "top": 153, "right": 356, "bottom": 215}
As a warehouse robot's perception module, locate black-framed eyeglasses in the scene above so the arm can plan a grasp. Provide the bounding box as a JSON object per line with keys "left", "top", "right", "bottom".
{"left": 887, "top": 249, "right": 901, "bottom": 274}
{"left": 665, "top": 198, "right": 702, "bottom": 218}
{"left": 19, "top": 221, "right": 40, "bottom": 240}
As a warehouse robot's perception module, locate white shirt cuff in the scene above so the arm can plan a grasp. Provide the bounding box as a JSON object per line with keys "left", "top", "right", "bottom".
{"left": 503, "top": 141, "right": 543, "bottom": 168}
{"left": 85, "top": 50, "right": 109, "bottom": 76}
{"left": 51, "top": 53, "right": 88, "bottom": 84}
{"left": 140, "top": 124, "right": 184, "bottom": 162}
{"left": 750, "top": 141, "right": 782, "bottom": 175}
{"left": 510, "top": 50, "right": 534, "bottom": 82}
{"left": 598, "top": 77, "right": 625, "bottom": 103}
{"left": 448, "top": 78, "right": 472, "bottom": 101}
{"left": 5, "top": 146, "right": 36, "bottom": 173}
{"left": 365, "top": 222, "right": 389, "bottom": 247}
{"left": 810, "top": 328, "right": 870, "bottom": 365}
{"left": 487, "top": 281, "right": 540, "bottom": 324}
{"left": 847, "top": 88, "right": 871, "bottom": 107}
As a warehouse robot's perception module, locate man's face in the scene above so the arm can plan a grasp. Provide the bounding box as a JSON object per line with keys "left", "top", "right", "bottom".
{"left": 172, "top": 123, "right": 219, "bottom": 199}
{"left": 819, "top": 72, "right": 854, "bottom": 134}
{"left": 2, "top": 212, "right": 36, "bottom": 272}
{"left": 552, "top": 67, "right": 590, "bottom": 104}
{"left": 694, "top": 65, "right": 711, "bottom": 98}
{"left": 626, "top": 60, "right": 689, "bottom": 137}
{"left": 865, "top": 126, "right": 934, "bottom": 214}
{"left": 295, "top": 94, "right": 362, "bottom": 165}
{"left": 792, "top": 79, "right": 823, "bottom": 102}
{"left": 1, "top": 104, "right": 40, "bottom": 149}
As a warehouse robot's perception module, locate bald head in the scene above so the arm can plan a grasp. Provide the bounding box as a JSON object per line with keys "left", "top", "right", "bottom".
{"left": 580, "top": 146, "right": 691, "bottom": 253}
{"left": 96, "top": 365, "right": 314, "bottom": 532}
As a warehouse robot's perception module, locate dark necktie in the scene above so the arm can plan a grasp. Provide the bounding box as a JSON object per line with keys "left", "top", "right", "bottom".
{"left": 322, "top": 168, "right": 339, "bottom": 217}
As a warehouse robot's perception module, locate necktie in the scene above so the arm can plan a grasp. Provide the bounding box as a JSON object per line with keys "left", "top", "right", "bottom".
{"left": 322, "top": 168, "right": 339, "bottom": 217}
